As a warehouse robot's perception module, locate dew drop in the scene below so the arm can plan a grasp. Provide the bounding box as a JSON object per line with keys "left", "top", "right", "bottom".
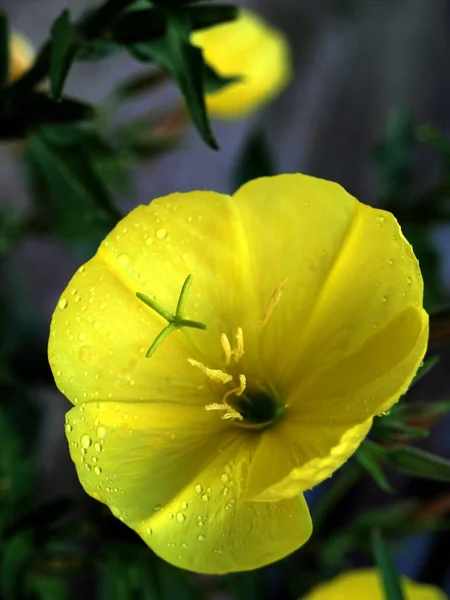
{"left": 145, "top": 237, "right": 153, "bottom": 246}
{"left": 93, "top": 320, "right": 102, "bottom": 330}
{"left": 94, "top": 442, "right": 102, "bottom": 452}
{"left": 381, "top": 296, "right": 388, "bottom": 303}
{"left": 181, "top": 501, "right": 188, "bottom": 510}
{"left": 201, "top": 494, "right": 210, "bottom": 502}
{"left": 194, "top": 484, "right": 202, "bottom": 494}
{"left": 198, "top": 534, "right": 205, "bottom": 541}
{"left": 85, "top": 464, "right": 92, "bottom": 471}
{"left": 220, "top": 473, "right": 229, "bottom": 483}
{"left": 176, "top": 512, "right": 186, "bottom": 523}
{"left": 94, "top": 466, "right": 102, "bottom": 476}
{"left": 97, "top": 426, "right": 107, "bottom": 440}
{"left": 117, "top": 254, "right": 130, "bottom": 269}
{"left": 407, "top": 276, "right": 412, "bottom": 286}
{"left": 146, "top": 527, "right": 153, "bottom": 536}
{"left": 81, "top": 434, "right": 92, "bottom": 449}
{"left": 168, "top": 512, "right": 174, "bottom": 520}
{"left": 388, "top": 259, "right": 394, "bottom": 266}
{"left": 156, "top": 228, "right": 167, "bottom": 240}
{"left": 58, "top": 298, "right": 68, "bottom": 310}
{"left": 65, "top": 423, "right": 72, "bottom": 433}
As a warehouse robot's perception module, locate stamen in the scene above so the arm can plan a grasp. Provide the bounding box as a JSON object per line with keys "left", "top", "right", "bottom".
{"left": 261, "top": 278, "right": 288, "bottom": 329}
{"left": 223, "top": 374, "right": 246, "bottom": 404}
{"left": 205, "top": 401, "right": 243, "bottom": 421}
{"left": 221, "top": 333, "right": 232, "bottom": 365}
{"left": 188, "top": 358, "right": 233, "bottom": 384}
{"left": 234, "top": 328, "right": 244, "bottom": 362}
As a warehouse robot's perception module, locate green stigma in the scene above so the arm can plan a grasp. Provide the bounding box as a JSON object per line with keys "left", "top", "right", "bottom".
{"left": 136, "top": 274, "right": 207, "bottom": 358}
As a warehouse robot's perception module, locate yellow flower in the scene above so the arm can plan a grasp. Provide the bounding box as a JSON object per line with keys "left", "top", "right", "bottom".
{"left": 48, "top": 174, "right": 428, "bottom": 574}
{"left": 303, "top": 569, "right": 446, "bottom": 600}
{"left": 192, "top": 9, "right": 291, "bottom": 119}
{"left": 8, "top": 32, "right": 34, "bottom": 83}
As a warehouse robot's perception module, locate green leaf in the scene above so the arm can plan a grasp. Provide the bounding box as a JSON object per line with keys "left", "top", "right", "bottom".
{"left": 0, "top": 92, "right": 94, "bottom": 139}
{"left": 372, "top": 530, "right": 406, "bottom": 600}
{"left": 355, "top": 443, "right": 393, "bottom": 493}
{"left": 234, "top": 130, "right": 275, "bottom": 189}
{"left": 49, "top": 10, "right": 80, "bottom": 99}
{"left": 138, "top": 11, "right": 217, "bottom": 149}
{"left": 0, "top": 10, "right": 9, "bottom": 90}
{"left": 26, "top": 575, "right": 69, "bottom": 600}
{"left": 109, "top": 8, "right": 166, "bottom": 45}
{"left": 374, "top": 108, "right": 414, "bottom": 209}
{"left": 411, "top": 355, "right": 439, "bottom": 385}
{"left": 384, "top": 445, "right": 450, "bottom": 482}
{"left": 203, "top": 61, "right": 241, "bottom": 94}
{"left": 26, "top": 125, "right": 121, "bottom": 253}
{"left": 0, "top": 530, "right": 34, "bottom": 600}
{"left": 184, "top": 4, "right": 239, "bottom": 31}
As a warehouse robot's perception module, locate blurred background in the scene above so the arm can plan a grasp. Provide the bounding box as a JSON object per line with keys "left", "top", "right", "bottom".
{"left": 1, "top": 0, "right": 450, "bottom": 598}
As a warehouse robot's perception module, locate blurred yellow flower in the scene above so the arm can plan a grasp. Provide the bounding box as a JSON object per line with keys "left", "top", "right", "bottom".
{"left": 303, "top": 569, "right": 446, "bottom": 600}
{"left": 8, "top": 32, "right": 34, "bottom": 83}
{"left": 49, "top": 174, "right": 428, "bottom": 574}
{"left": 192, "top": 9, "right": 291, "bottom": 119}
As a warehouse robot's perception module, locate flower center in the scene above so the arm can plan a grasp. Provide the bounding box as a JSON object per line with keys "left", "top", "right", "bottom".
{"left": 188, "top": 328, "right": 285, "bottom": 430}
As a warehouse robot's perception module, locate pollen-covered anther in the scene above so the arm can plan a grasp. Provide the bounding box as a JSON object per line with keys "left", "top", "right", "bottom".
{"left": 204, "top": 401, "right": 243, "bottom": 421}
{"left": 261, "top": 278, "right": 288, "bottom": 328}
{"left": 187, "top": 358, "right": 233, "bottom": 384}
{"left": 221, "top": 327, "right": 245, "bottom": 365}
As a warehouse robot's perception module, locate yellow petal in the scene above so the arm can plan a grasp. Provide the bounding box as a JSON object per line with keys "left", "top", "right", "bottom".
{"left": 49, "top": 191, "right": 259, "bottom": 406}
{"left": 136, "top": 435, "right": 312, "bottom": 574}
{"left": 234, "top": 174, "right": 427, "bottom": 419}
{"left": 192, "top": 9, "right": 291, "bottom": 119}
{"left": 8, "top": 32, "right": 34, "bottom": 83}
{"left": 65, "top": 400, "right": 229, "bottom": 522}
{"left": 303, "top": 569, "right": 447, "bottom": 600}
{"left": 246, "top": 417, "right": 372, "bottom": 501}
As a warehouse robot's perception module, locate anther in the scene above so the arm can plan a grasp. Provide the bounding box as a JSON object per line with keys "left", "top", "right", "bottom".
{"left": 221, "top": 333, "right": 232, "bottom": 365}
{"left": 223, "top": 374, "right": 246, "bottom": 404}
{"left": 204, "top": 401, "right": 243, "bottom": 421}
{"left": 188, "top": 359, "right": 233, "bottom": 384}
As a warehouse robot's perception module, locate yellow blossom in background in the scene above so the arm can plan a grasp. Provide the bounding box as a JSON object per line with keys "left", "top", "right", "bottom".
{"left": 48, "top": 174, "right": 428, "bottom": 574}
{"left": 303, "top": 569, "right": 447, "bottom": 600}
{"left": 192, "top": 9, "right": 291, "bottom": 119}
{"left": 8, "top": 32, "right": 34, "bottom": 83}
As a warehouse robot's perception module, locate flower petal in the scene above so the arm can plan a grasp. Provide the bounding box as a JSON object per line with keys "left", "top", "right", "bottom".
{"left": 136, "top": 435, "right": 312, "bottom": 574}
{"left": 233, "top": 174, "right": 427, "bottom": 417}
{"left": 65, "top": 400, "right": 229, "bottom": 522}
{"left": 245, "top": 417, "right": 372, "bottom": 501}
{"left": 49, "top": 191, "right": 258, "bottom": 406}
{"left": 192, "top": 10, "right": 291, "bottom": 119}
{"left": 304, "top": 569, "right": 447, "bottom": 600}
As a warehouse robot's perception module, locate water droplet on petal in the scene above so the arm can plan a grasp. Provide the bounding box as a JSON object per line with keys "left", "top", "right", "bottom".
{"left": 221, "top": 473, "right": 229, "bottom": 483}
{"left": 97, "top": 426, "right": 107, "bottom": 440}
{"left": 407, "top": 276, "right": 412, "bottom": 286}
{"left": 146, "top": 527, "right": 153, "bottom": 536}
{"left": 381, "top": 296, "right": 388, "bottom": 303}
{"left": 181, "top": 501, "right": 188, "bottom": 510}
{"left": 198, "top": 534, "right": 205, "bottom": 541}
{"left": 117, "top": 254, "right": 130, "bottom": 269}
{"left": 176, "top": 512, "right": 186, "bottom": 523}
{"left": 81, "top": 435, "right": 92, "bottom": 449}
{"left": 58, "top": 298, "right": 68, "bottom": 310}
{"left": 201, "top": 495, "right": 209, "bottom": 502}
{"left": 93, "top": 320, "right": 102, "bottom": 330}
{"left": 194, "top": 484, "right": 202, "bottom": 494}
{"left": 145, "top": 237, "right": 153, "bottom": 246}
{"left": 94, "top": 443, "right": 102, "bottom": 452}
{"left": 65, "top": 423, "right": 72, "bottom": 433}
{"left": 94, "top": 466, "right": 102, "bottom": 476}
{"left": 156, "top": 228, "right": 167, "bottom": 240}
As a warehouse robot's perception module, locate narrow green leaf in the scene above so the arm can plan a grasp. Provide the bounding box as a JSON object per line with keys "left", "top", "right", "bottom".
{"left": 384, "top": 445, "right": 450, "bottom": 481}
{"left": 50, "top": 10, "right": 80, "bottom": 99}
{"left": 203, "top": 61, "right": 241, "bottom": 94}
{"left": 234, "top": 130, "right": 274, "bottom": 189}
{"left": 355, "top": 443, "right": 392, "bottom": 493}
{"left": 372, "top": 530, "right": 406, "bottom": 600}
{"left": 0, "top": 531, "right": 34, "bottom": 600}
{"left": 139, "top": 11, "right": 218, "bottom": 148}
{"left": 411, "top": 355, "right": 439, "bottom": 385}
{"left": 184, "top": 4, "right": 239, "bottom": 31}
{"left": 26, "top": 575, "right": 69, "bottom": 600}
{"left": 0, "top": 10, "right": 9, "bottom": 90}
{"left": 0, "top": 92, "right": 94, "bottom": 139}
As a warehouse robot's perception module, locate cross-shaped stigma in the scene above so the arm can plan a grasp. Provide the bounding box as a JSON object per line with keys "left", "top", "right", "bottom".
{"left": 136, "top": 274, "right": 207, "bottom": 358}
